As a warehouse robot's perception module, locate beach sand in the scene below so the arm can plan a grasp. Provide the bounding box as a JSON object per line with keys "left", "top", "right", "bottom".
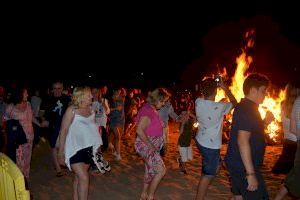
{"left": 30, "top": 123, "right": 295, "bottom": 199}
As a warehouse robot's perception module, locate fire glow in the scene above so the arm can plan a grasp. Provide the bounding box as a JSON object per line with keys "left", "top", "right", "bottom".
{"left": 215, "top": 30, "right": 285, "bottom": 142}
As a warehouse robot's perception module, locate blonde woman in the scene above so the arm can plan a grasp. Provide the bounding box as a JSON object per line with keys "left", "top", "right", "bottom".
{"left": 58, "top": 86, "right": 102, "bottom": 200}
{"left": 135, "top": 88, "right": 170, "bottom": 200}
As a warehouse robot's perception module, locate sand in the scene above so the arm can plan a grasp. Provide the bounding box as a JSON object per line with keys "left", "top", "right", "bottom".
{"left": 29, "top": 123, "right": 295, "bottom": 199}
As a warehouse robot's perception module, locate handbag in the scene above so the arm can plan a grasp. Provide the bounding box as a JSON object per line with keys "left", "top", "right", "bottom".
{"left": 6, "top": 119, "right": 28, "bottom": 147}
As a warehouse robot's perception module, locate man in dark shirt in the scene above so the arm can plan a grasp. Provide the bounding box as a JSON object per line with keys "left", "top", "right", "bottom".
{"left": 225, "top": 73, "right": 274, "bottom": 199}
{"left": 41, "top": 81, "right": 70, "bottom": 177}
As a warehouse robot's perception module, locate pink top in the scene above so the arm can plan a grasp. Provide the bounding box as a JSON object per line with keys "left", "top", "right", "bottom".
{"left": 136, "top": 103, "right": 164, "bottom": 137}
{"left": 5, "top": 102, "right": 34, "bottom": 141}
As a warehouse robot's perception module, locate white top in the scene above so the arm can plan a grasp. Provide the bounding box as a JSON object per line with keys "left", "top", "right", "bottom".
{"left": 31, "top": 96, "right": 42, "bottom": 117}
{"left": 291, "top": 96, "right": 300, "bottom": 139}
{"left": 281, "top": 105, "right": 297, "bottom": 142}
{"left": 92, "top": 98, "right": 110, "bottom": 128}
{"left": 195, "top": 97, "right": 232, "bottom": 149}
{"left": 64, "top": 112, "right": 103, "bottom": 170}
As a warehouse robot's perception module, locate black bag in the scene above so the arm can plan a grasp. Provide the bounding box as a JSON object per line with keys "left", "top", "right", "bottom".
{"left": 6, "top": 119, "right": 28, "bottom": 147}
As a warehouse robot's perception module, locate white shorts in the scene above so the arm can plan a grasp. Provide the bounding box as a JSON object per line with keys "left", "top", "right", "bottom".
{"left": 178, "top": 145, "right": 193, "bottom": 162}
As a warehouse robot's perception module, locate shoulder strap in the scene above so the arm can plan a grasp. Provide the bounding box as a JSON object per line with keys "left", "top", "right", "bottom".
{"left": 90, "top": 106, "right": 95, "bottom": 114}
{"left": 70, "top": 107, "right": 76, "bottom": 124}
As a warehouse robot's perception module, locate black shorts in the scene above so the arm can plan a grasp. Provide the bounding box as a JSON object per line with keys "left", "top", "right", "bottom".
{"left": 70, "top": 146, "right": 94, "bottom": 165}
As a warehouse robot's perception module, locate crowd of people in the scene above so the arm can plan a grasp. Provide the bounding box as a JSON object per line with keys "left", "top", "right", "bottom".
{"left": 0, "top": 73, "right": 299, "bottom": 199}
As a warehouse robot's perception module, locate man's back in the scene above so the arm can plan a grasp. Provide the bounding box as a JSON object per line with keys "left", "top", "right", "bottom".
{"left": 195, "top": 97, "right": 232, "bottom": 149}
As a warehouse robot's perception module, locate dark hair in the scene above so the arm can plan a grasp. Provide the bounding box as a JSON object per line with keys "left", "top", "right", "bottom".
{"left": 243, "top": 73, "right": 269, "bottom": 96}
{"left": 146, "top": 88, "right": 171, "bottom": 105}
{"left": 200, "top": 78, "right": 217, "bottom": 98}
{"left": 9, "top": 87, "right": 27, "bottom": 105}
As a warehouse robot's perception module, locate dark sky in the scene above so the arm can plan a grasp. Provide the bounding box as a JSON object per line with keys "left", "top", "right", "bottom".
{"left": 2, "top": 6, "right": 300, "bottom": 89}
{"left": 180, "top": 13, "right": 300, "bottom": 89}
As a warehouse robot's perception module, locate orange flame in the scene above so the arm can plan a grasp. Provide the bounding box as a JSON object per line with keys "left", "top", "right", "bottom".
{"left": 259, "top": 90, "right": 285, "bottom": 140}
{"left": 215, "top": 52, "right": 252, "bottom": 102}
{"left": 215, "top": 29, "right": 285, "bottom": 142}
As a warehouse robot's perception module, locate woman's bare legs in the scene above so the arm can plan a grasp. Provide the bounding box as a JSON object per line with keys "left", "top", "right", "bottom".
{"left": 147, "top": 164, "right": 166, "bottom": 199}
{"left": 140, "top": 183, "right": 149, "bottom": 200}
{"left": 71, "top": 163, "right": 90, "bottom": 200}
{"left": 73, "top": 175, "right": 79, "bottom": 200}
{"left": 110, "top": 126, "right": 123, "bottom": 160}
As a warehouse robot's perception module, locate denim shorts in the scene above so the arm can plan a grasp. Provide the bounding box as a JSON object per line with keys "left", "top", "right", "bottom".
{"left": 196, "top": 141, "right": 220, "bottom": 176}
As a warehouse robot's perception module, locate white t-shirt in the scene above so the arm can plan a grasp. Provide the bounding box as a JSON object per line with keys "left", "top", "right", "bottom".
{"left": 281, "top": 105, "right": 297, "bottom": 142}
{"left": 291, "top": 96, "right": 300, "bottom": 139}
{"left": 31, "top": 96, "right": 42, "bottom": 117}
{"left": 195, "top": 97, "right": 232, "bottom": 149}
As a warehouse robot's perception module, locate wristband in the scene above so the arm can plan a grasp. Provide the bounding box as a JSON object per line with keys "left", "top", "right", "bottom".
{"left": 245, "top": 172, "right": 255, "bottom": 177}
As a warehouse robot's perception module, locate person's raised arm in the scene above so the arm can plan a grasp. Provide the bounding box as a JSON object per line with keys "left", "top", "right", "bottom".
{"left": 168, "top": 103, "right": 180, "bottom": 122}
{"left": 219, "top": 82, "right": 237, "bottom": 107}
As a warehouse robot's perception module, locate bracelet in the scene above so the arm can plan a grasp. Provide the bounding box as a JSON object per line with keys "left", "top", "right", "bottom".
{"left": 245, "top": 172, "right": 255, "bottom": 177}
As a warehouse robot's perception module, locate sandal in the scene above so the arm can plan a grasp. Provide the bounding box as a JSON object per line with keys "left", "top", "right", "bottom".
{"left": 56, "top": 170, "right": 67, "bottom": 177}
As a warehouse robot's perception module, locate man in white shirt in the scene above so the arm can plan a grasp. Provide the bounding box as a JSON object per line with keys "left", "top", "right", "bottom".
{"left": 195, "top": 78, "right": 237, "bottom": 200}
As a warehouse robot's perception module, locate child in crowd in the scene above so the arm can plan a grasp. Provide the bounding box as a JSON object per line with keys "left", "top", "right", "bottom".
{"left": 177, "top": 109, "right": 196, "bottom": 174}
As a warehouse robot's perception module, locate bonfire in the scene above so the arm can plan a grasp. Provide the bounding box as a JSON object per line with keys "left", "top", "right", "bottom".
{"left": 214, "top": 29, "right": 285, "bottom": 144}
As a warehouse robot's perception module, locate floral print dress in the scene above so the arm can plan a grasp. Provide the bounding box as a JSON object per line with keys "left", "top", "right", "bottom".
{"left": 6, "top": 102, "right": 34, "bottom": 180}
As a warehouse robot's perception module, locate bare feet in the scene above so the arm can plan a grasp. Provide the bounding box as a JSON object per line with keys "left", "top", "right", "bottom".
{"left": 140, "top": 192, "right": 148, "bottom": 200}
{"left": 147, "top": 196, "right": 155, "bottom": 200}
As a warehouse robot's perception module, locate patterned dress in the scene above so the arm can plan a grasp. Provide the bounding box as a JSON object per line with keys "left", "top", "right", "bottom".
{"left": 135, "top": 103, "right": 165, "bottom": 184}
{"left": 6, "top": 102, "right": 34, "bottom": 180}
{"left": 135, "top": 136, "right": 164, "bottom": 183}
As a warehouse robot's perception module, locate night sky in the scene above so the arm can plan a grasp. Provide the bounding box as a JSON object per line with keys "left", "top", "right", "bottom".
{"left": 2, "top": 6, "right": 300, "bottom": 90}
